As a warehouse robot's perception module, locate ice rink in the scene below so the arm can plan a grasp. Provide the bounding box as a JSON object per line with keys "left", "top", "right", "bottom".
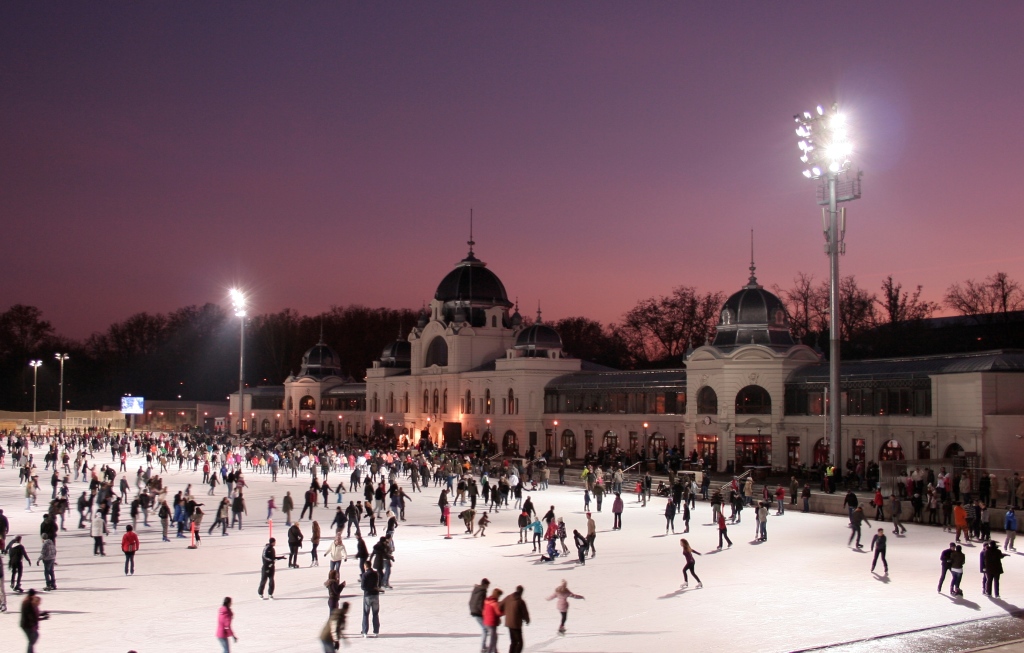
{"left": 2, "top": 448, "right": 1022, "bottom": 653}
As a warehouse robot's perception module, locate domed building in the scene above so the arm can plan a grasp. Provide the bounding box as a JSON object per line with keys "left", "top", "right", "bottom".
{"left": 685, "top": 261, "right": 819, "bottom": 472}
{"left": 365, "top": 243, "right": 580, "bottom": 453}
{"left": 235, "top": 239, "right": 1024, "bottom": 476}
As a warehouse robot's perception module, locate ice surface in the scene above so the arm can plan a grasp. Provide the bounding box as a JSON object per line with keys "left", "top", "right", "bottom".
{"left": 1, "top": 449, "right": 1020, "bottom": 653}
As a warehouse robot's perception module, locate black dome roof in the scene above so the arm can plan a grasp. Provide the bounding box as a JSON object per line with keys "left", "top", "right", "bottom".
{"left": 380, "top": 340, "right": 411, "bottom": 368}
{"left": 515, "top": 323, "right": 563, "bottom": 350}
{"left": 434, "top": 251, "right": 513, "bottom": 308}
{"left": 300, "top": 339, "right": 342, "bottom": 377}
{"left": 711, "top": 267, "right": 794, "bottom": 350}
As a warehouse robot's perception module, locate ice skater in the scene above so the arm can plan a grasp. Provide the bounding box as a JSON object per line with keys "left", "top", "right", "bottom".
{"left": 680, "top": 538, "right": 702, "bottom": 588}
{"left": 870, "top": 528, "right": 888, "bottom": 574}
{"left": 546, "top": 579, "right": 583, "bottom": 635}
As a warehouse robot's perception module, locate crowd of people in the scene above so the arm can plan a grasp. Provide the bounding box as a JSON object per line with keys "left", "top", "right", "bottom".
{"left": 0, "top": 427, "right": 1019, "bottom": 652}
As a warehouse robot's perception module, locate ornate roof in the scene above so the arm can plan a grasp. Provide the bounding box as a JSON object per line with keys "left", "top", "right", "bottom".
{"left": 711, "top": 260, "right": 795, "bottom": 350}
{"left": 434, "top": 249, "right": 512, "bottom": 308}
{"left": 299, "top": 339, "right": 342, "bottom": 378}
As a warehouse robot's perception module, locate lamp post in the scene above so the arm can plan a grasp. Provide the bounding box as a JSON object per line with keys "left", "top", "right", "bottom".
{"left": 54, "top": 353, "right": 69, "bottom": 434}
{"left": 794, "top": 102, "right": 862, "bottom": 467}
{"left": 29, "top": 360, "right": 42, "bottom": 430}
{"left": 230, "top": 289, "right": 247, "bottom": 435}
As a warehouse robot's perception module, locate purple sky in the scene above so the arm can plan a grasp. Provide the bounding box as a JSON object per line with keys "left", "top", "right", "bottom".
{"left": 3, "top": 3, "right": 1023, "bottom": 339}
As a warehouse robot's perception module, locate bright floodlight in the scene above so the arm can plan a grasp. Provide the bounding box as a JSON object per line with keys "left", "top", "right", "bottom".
{"left": 230, "top": 288, "right": 247, "bottom": 317}
{"left": 794, "top": 102, "right": 853, "bottom": 180}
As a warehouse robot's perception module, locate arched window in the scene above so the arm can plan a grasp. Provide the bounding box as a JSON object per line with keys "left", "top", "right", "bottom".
{"left": 880, "top": 439, "right": 905, "bottom": 461}
{"left": 261, "top": 419, "right": 270, "bottom": 434}
{"left": 485, "top": 389, "right": 492, "bottom": 414}
{"left": 372, "top": 393, "right": 378, "bottom": 413}
{"left": 388, "top": 392, "right": 394, "bottom": 413}
{"left": 423, "top": 390, "right": 429, "bottom": 413}
{"left": 697, "top": 386, "right": 718, "bottom": 414}
{"left": 735, "top": 385, "right": 771, "bottom": 414}
{"left": 425, "top": 336, "right": 448, "bottom": 367}
{"left": 491, "top": 315, "right": 497, "bottom": 327}
{"left": 945, "top": 442, "right": 965, "bottom": 458}
{"left": 300, "top": 395, "right": 316, "bottom": 410}
{"left": 403, "top": 392, "right": 409, "bottom": 413}
{"left": 443, "top": 389, "right": 448, "bottom": 413}
{"left": 465, "top": 390, "right": 473, "bottom": 414}
{"left": 433, "top": 389, "right": 439, "bottom": 414}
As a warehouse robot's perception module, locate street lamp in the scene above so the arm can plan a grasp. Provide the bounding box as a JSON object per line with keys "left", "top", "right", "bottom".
{"left": 29, "top": 360, "right": 42, "bottom": 430}
{"left": 230, "top": 288, "right": 247, "bottom": 435}
{"left": 794, "top": 102, "right": 862, "bottom": 467}
{"left": 54, "top": 353, "right": 69, "bottom": 434}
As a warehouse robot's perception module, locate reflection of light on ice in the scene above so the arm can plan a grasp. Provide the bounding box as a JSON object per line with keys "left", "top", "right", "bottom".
{"left": 0, "top": 451, "right": 1017, "bottom": 652}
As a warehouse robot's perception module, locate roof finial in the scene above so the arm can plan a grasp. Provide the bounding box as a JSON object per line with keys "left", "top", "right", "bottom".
{"left": 319, "top": 318, "right": 325, "bottom": 344}
{"left": 747, "top": 228, "right": 759, "bottom": 287}
{"left": 467, "top": 207, "right": 475, "bottom": 255}
{"left": 536, "top": 301, "right": 543, "bottom": 325}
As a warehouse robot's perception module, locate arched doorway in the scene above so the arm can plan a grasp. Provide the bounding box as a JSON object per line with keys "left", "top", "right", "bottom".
{"left": 502, "top": 430, "right": 518, "bottom": 456}
{"left": 879, "top": 439, "right": 905, "bottom": 461}
{"left": 945, "top": 442, "right": 965, "bottom": 458}
{"left": 602, "top": 431, "right": 619, "bottom": 451}
{"left": 560, "top": 430, "right": 576, "bottom": 460}
{"left": 813, "top": 437, "right": 829, "bottom": 466}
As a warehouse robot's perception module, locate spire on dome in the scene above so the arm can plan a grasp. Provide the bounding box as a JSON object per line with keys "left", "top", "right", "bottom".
{"left": 536, "top": 301, "right": 543, "bottom": 325}
{"left": 746, "top": 228, "right": 761, "bottom": 289}
{"left": 467, "top": 208, "right": 475, "bottom": 257}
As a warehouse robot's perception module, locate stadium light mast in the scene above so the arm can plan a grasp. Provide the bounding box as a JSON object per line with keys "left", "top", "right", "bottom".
{"left": 794, "top": 102, "right": 862, "bottom": 469}
{"left": 55, "top": 353, "right": 69, "bottom": 434}
{"left": 230, "top": 288, "right": 247, "bottom": 435}
{"left": 29, "top": 360, "right": 42, "bottom": 430}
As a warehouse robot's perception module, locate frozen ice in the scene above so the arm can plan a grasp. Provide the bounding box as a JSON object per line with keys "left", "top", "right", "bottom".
{"left": 1, "top": 449, "right": 1020, "bottom": 652}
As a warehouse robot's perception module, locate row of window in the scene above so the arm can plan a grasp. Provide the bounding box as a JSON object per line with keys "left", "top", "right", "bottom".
{"left": 253, "top": 395, "right": 367, "bottom": 412}
{"left": 543, "top": 391, "right": 686, "bottom": 415}
{"left": 784, "top": 384, "right": 932, "bottom": 417}
{"left": 365, "top": 387, "right": 522, "bottom": 416}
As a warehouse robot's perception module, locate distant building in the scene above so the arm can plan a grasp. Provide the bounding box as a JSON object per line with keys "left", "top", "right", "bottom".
{"left": 232, "top": 244, "right": 1024, "bottom": 473}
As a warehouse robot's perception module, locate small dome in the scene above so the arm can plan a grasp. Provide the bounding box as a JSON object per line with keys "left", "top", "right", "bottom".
{"left": 300, "top": 339, "right": 342, "bottom": 377}
{"left": 510, "top": 309, "right": 523, "bottom": 327}
{"left": 380, "top": 340, "right": 411, "bottom": 368}
{"left": 514, "top": 323, "right": 563, "bottom": 351}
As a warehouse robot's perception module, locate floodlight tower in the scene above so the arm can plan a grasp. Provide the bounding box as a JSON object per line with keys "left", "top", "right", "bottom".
{"left": 794, "top": 103, "right": 862, "bottom": 468}
{"left": 29, "top": 360, "right": 42, "bottom": 429}
{"left": 230, "top": 289, "right": 247, "bottom": 435}
{"left": 55, "top": 353, "right": 69, "bottom": 433}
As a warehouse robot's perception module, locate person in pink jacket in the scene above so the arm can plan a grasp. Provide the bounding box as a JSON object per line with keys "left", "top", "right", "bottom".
{"left": 216, "top": 597, "right": 237, "bottom": 653}
{"left": 546, "top": 579, "right": 584, "bottom": 635}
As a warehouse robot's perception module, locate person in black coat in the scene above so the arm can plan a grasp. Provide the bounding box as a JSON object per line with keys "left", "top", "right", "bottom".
{"left": 258, "top": 537, "right": 285, "bottom": 599}
{"left": 287, "top": 523, "right": 304, "bottom": 568}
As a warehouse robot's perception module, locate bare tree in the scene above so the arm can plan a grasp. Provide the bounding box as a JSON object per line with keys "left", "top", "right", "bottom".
{"left": 945, "top": 271, "right": 1024, "bottom": 323}
{"left": 876, "top": 276, "right": 939, "bottom": 325}
{"left": 773, "top": 273, "right": 827, "bottom": 343}
{"left": 618, "top": 287, "right": 724, "bottom": 367}
{"left": 836, "top": 276, "right": 877, "bottom": 341}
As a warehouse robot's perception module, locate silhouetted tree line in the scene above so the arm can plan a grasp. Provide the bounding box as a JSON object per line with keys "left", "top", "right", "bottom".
{"left": 0, "top": 304, "right": 415, "bottom": 411}
{"left": 2, "top": 270, "right": 1019, "bottom": 410}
